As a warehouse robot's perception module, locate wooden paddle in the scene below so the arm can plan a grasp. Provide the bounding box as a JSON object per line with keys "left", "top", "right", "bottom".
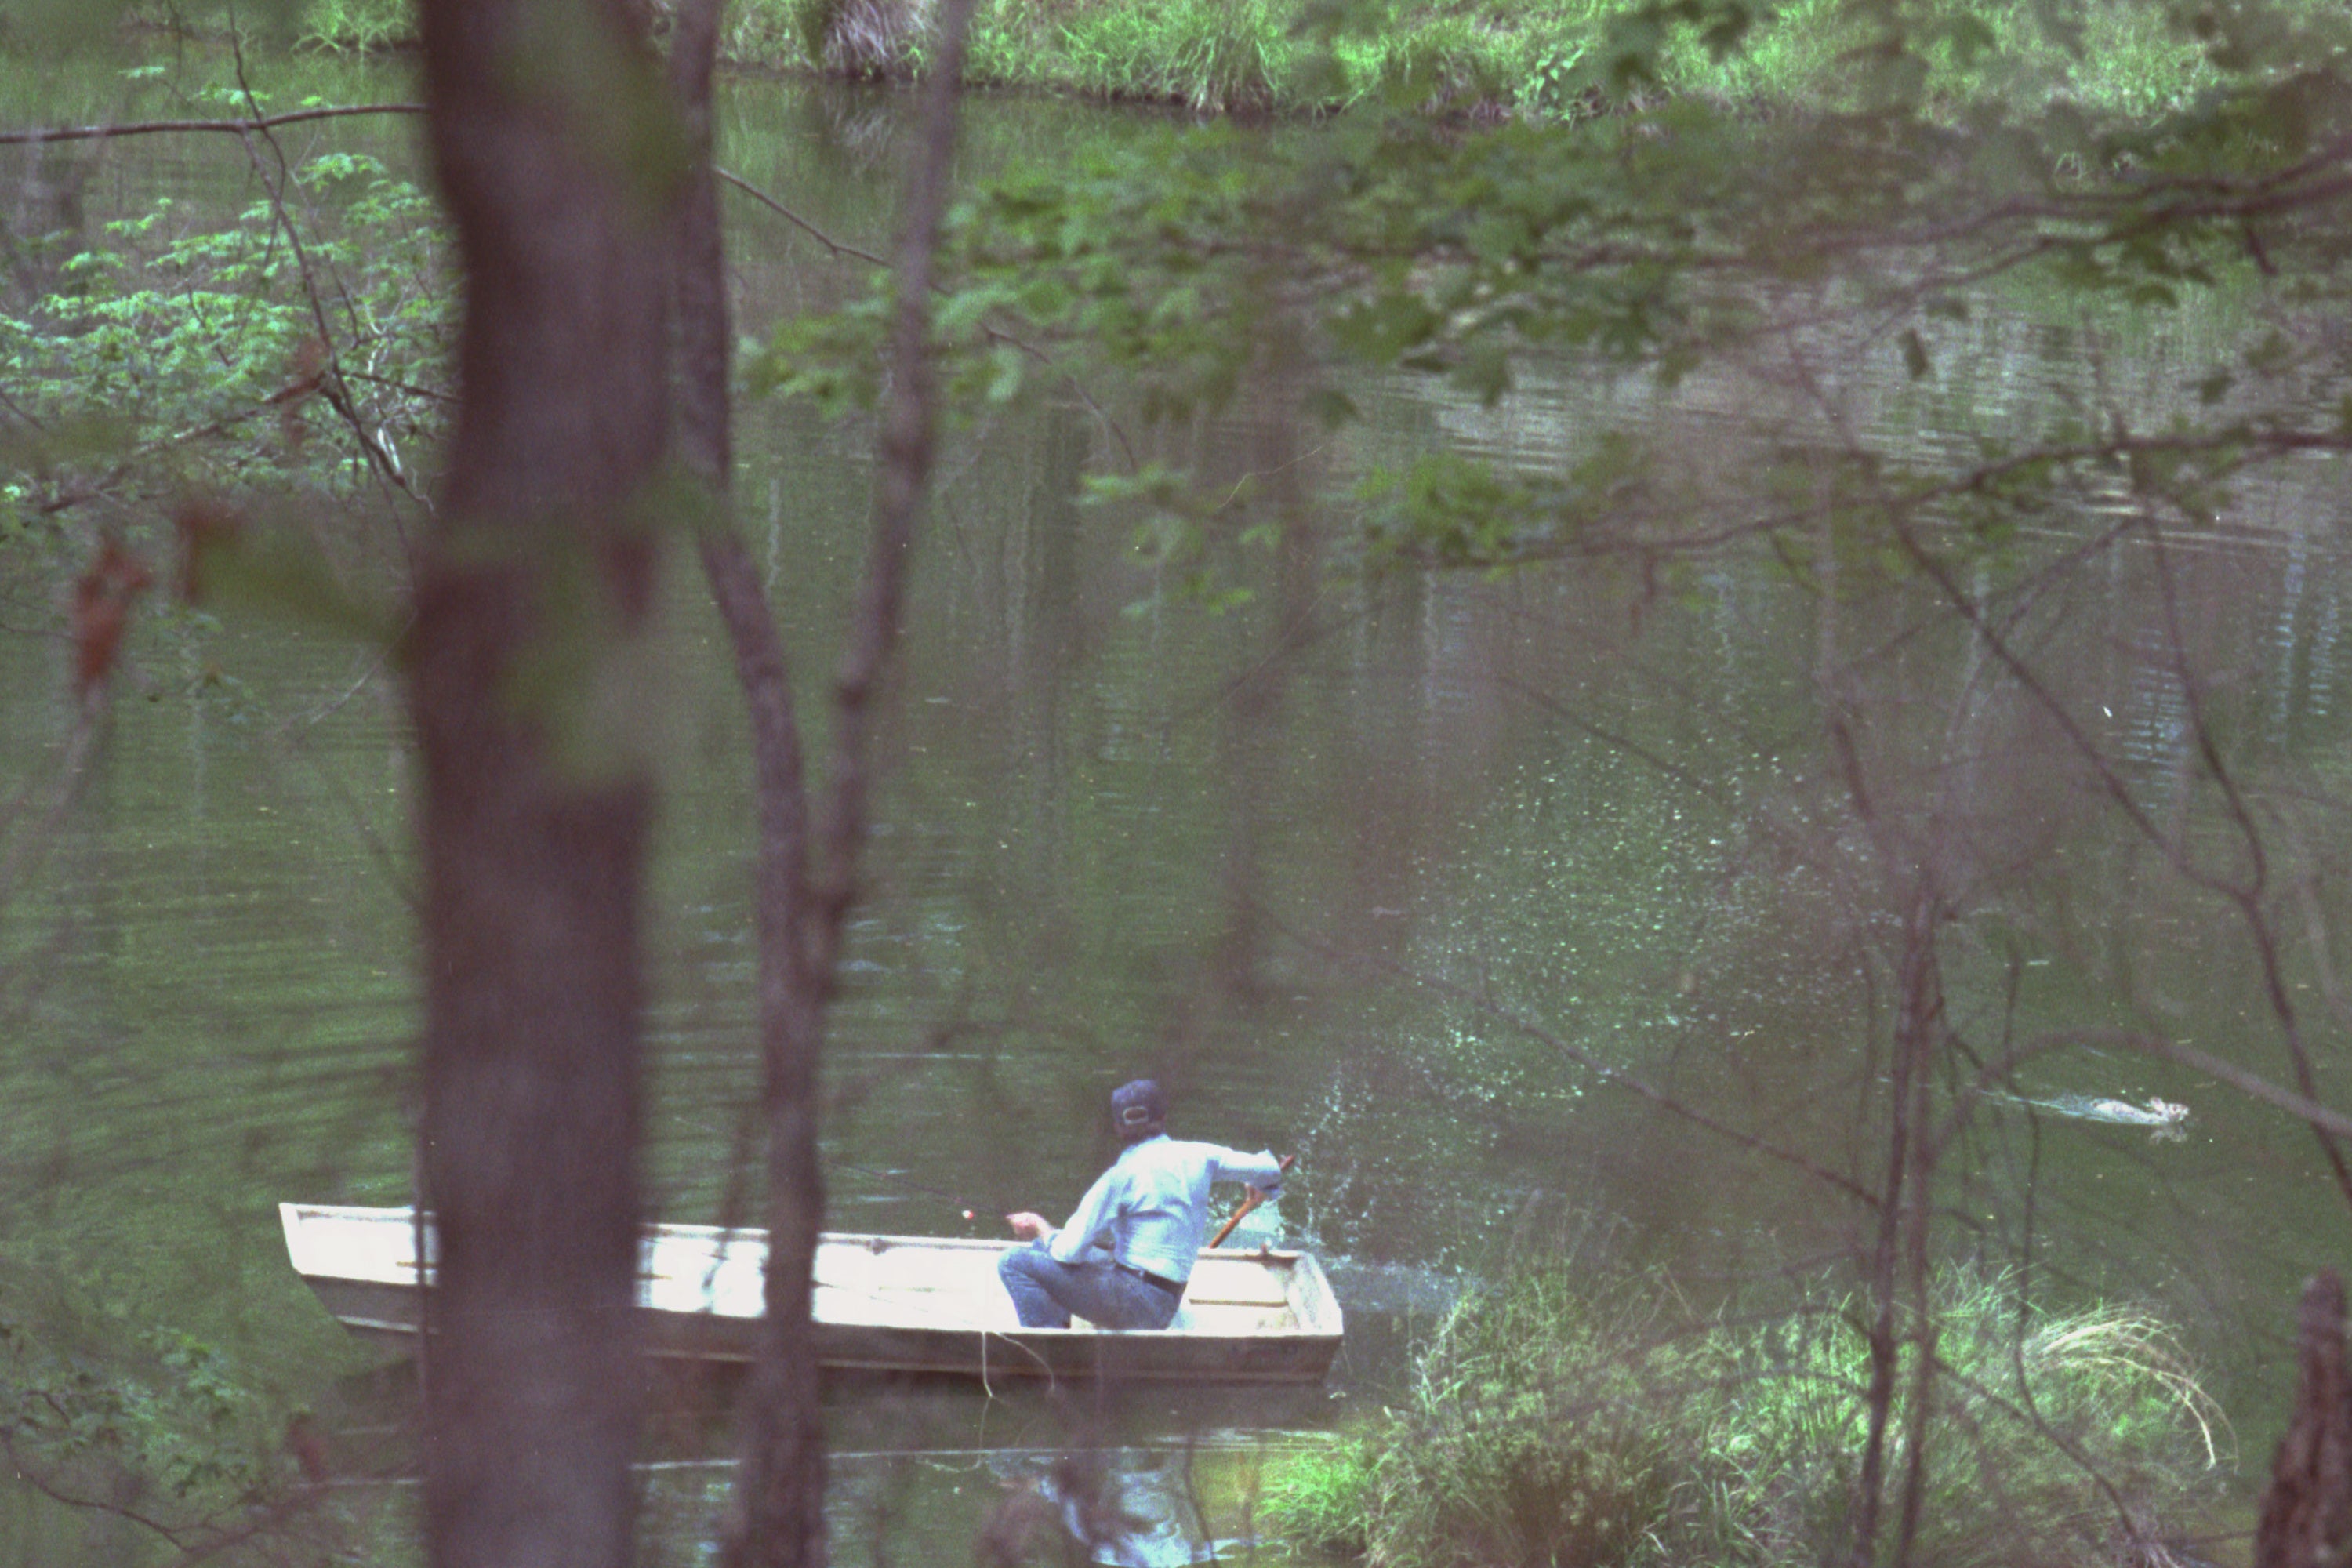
{"left": 1209, "top": 1154, "right": 1295, "bottom": 1248}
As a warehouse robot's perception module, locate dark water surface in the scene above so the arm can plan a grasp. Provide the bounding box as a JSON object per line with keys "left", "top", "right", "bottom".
{"left": 7, "top": 39, "right": 2352, "bottom": 1560}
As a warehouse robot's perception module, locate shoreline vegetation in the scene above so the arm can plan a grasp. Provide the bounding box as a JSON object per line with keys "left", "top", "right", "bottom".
{"left": 1262, "top": 1266, "right": 2234, "bottom": 1566}
{"left": 119, "top": 0, "right": 2218, "bottom": 121}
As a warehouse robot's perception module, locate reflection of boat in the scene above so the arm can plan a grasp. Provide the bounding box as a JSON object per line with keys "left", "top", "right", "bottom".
{"left": 279, "top": 1204, "right": 1343, "bottom": 1384}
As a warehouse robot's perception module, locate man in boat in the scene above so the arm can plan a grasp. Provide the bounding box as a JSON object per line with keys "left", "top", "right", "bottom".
{"left": 998, "top": 1079, "right": 1285, "bottom": 1330}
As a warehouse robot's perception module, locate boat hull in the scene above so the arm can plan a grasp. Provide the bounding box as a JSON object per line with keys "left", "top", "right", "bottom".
{"left": 281, "top": 1204, "right": 1342, "bottom": 1385}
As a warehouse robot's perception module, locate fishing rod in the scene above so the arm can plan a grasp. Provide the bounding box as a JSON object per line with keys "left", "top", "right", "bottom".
{"left": 833, "top": 1160, "right": 990, "bottom": 1219}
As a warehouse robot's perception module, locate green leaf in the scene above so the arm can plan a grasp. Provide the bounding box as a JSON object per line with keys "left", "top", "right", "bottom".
{"left": 984, "top": 343, "right": 1028, "bottom": 404}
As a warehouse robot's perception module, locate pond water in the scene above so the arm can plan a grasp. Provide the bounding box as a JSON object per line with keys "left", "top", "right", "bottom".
{"left": 5, "top": 37, "right": 2352, "bottom": 1562}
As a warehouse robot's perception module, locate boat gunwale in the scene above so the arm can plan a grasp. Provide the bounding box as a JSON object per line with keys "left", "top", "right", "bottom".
{"left": 280, "top": 1203, "right": 1345, "bottom": 1345}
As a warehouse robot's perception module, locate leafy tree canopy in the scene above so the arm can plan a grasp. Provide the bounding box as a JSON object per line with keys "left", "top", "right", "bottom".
{"left": 757, "top": 0, "right": 2352, "bottom": 604}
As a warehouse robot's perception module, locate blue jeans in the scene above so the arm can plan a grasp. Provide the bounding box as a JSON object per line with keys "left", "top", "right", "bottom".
{"left": 998, "top": 1243, "right": 1181, "bottom": 1330}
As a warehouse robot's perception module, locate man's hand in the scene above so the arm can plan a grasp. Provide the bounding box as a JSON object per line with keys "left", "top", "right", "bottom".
{"left": 1004, "top": 1211, "right": 1052, "bottom": 1241}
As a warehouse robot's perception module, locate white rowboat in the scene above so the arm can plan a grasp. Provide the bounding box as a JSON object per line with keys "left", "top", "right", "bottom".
{"left": 279, "top": 1203, "right": 1344, "bottom": 1384}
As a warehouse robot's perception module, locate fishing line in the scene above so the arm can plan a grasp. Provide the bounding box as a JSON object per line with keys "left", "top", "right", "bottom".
{"left": 678, "top": 1116, "right": 994, "bottom": 1220}
{"left": 835, "top": 1160, "right": 992, "bottom": 1221}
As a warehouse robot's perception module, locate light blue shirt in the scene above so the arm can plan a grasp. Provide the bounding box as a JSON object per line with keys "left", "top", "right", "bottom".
{"left": 1044, "top": 1134, "right": 1285, "bottom": 1283}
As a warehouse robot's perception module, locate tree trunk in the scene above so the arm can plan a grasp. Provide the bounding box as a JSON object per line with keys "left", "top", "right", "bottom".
{"left": 671, "top": 0, "right": 733, "bottom": 493}
{"left": 660, "top": 2, "right": 838, "bottom": 1561}
{"left": 412, "top": 2, "right": 674, "bottom": 1564}
{"left": 2256, "top": 1271, "right": 2352, "bottom": 1568}
{"left": 720, "top": 0, "right": 981, "bottom": 1560}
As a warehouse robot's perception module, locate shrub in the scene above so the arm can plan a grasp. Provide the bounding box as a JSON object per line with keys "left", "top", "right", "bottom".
{"left": 1263, "top": 1268, "right": 2228, "bottom": 1567}
{"left": 1262, "top": 1432, "right": 1380, "bottom": 1558}
{"left": 0, "top": 1269, "right": 296, "bottom": 1542}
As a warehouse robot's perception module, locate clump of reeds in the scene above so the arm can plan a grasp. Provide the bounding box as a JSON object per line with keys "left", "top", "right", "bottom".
{"left": 1263, "top": 1267, "right": 2230, "bottom": 1566}
{"left": 792, "top": 0, "right": 932, "bottom": 77}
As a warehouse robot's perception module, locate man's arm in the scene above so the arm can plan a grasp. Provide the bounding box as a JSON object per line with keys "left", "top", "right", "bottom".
{"left": 1211, "top": 1147, "right": 1286, "bottom": 1200}
{"left": 1004, "top": 1167, "right": 1123, "bottom": 1260}
{"left": 1044, "top": 1167, "right": 1123, "bottom": 1263}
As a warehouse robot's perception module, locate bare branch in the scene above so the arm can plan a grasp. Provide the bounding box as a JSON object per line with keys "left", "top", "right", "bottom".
{"left": 2142, "top": 513, "right": 2352, "bottom": 1208}
{"left": 225, "top": 40, "right": 426, "bottom": 514}
{"left": 808, "top": 0, "right": 982, "bottom": 962}
{"left": 714, "top": 166, "right": 891, "bottom": 268}
{"left": 0, "top": 103, "right": 426, "bottom": 145}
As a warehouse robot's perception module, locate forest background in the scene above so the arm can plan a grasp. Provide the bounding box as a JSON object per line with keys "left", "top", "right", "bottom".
{"left": 5, "top": 0, "right": 2352, "bottom": 1563}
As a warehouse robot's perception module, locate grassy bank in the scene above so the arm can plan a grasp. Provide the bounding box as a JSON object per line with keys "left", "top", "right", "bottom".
{"left": 1263, "top": 1268, "right": 2231, "bottom": 1566}
{"left": 254, "top": 0, "right": 2214, "bottom": 118}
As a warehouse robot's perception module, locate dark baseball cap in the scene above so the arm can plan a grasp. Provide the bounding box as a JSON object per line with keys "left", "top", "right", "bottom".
{"left": 1111, "top": 1079, "right": 1167, "bottom": 1132}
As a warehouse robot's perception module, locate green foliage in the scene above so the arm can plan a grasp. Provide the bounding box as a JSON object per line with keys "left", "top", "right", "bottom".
{"left": 1339, "top": 13, "right": 1522, "bottom": 115}
{"left": 749, "top": 0, "right": 2350, "bottom": 626}
{"left": 51, "top": 0, "right": 2281, "bottom": 121}
{"left": 285, "top": 0, "right": 411, "bottom": 52}
{"left": 969, "top": 0, "right": 1296, "bottom": 111}
{"left": 0, "top": 1269, "right": 294, "bottom": 1527}
{"left": 1359, "top": 453, "right": 1559, "bottom": 568}
{"left": 1259, "top": 1431, "right": 1382, "bottom": 1556}
{"left": 0, "top": 150, "right": 451, "bottom": 532}
{"left": 136, "top": 0, "right": 2257, "bottom": 119}
{"left": 1263, "top": 1268, "right": 2228, "bottom": 1566}
{"left": 226, "top": 0, "right": 2172, "bottom": 116}
{"left": 750, "top": 121, "right": 1290, "bottom": 431}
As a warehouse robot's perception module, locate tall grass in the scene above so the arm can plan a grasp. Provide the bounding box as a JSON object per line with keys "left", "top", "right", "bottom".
{"left": 191, "top": 0, "right": 2224, "bottom": 124}
{"left": 1671, "top": 0, "right": 2216, "bottom": 116}
{"left": 967, "top": 0, "right": 1292, "bottom": 114}
{"left": 1264, "top": 1268, "right": 2230, "bottom": 1566}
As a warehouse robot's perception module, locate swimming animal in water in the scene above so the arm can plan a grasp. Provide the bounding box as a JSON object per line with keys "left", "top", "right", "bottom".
{"left": 1993, "top": 1093, "right": 2191, "bottom": 1143}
